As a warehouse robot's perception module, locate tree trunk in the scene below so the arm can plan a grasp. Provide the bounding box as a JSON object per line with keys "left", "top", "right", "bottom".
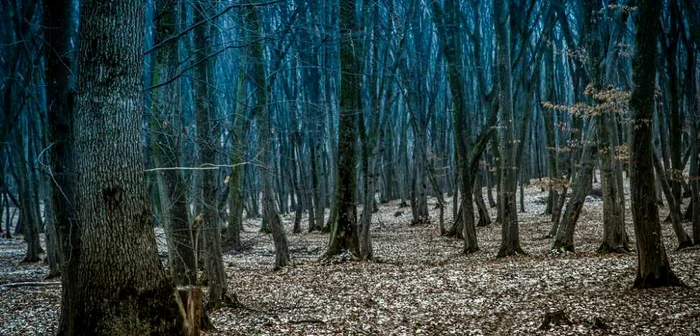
{"left": 628, "top": 0, "right": 681, "bottom": 288}
{"left": 583, "top": 0, "right": 629, "bottom": 253}
{"left": 11, "top": 127, "right": 41, "bottom": 262}
{"left": 689, "top": 52, "right": 700, "bottom": 245}
{"left": 474, "top": 173, "right": 492, "bottom": 227}
{"left": 152, "top": 0, "right": 197, "bottom": 286}
{"left": 324, "top": 0, "right": 361, "bottom": 258}
{"left": 250, "top": 3, "right": 291, "bottom": 268}
{"left": 552, "top": 125, "right": 597, "bottom": 252}
{"left": 60, "top": 0, "right": 188, "bottom": 333}
{"left": 43, "top": 0, "right": 75, "bottom": 283}
{"left": 494, "top": 0, "right": 522, "bottom": 257}
{"left": 193, "top": 0, "right": 228, "bottom": 308}
{"left": 652, "top": 149, "right": 693, "bottom": 249}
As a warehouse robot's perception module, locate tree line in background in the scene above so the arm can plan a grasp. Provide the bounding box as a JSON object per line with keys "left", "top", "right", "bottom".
{"left": 0, "top": 0, "right": 699, "bottom": 334}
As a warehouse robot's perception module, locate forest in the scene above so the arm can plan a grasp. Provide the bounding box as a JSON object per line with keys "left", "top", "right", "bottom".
{"left": 0, "top": 0, "right": 699, "bottom": 334}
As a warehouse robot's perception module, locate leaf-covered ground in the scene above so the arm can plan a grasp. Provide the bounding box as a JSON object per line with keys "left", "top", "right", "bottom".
{"left": 1, "top": 183, "right": 699, "bottom": 335}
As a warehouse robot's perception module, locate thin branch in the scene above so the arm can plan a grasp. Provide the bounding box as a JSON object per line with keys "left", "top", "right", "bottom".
{"left": 143, "top": 0, "right": 283, "bottom": 56}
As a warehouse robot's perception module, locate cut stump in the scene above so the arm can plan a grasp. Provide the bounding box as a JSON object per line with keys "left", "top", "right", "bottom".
{"left": 539, "top": 310, "right": 572, "bottom": 330}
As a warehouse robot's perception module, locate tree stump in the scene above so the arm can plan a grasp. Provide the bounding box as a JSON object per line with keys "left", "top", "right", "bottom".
{"left": 539, "top": 310, "right": 572, "bottom": 330}
{"left": 178, "top": 286, "right": 203, "bottom": 336}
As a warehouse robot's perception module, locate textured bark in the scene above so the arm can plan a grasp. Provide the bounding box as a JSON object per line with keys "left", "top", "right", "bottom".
{"left": 60, "top": 0, "right": 187, "bottom": 333}
{"left": 193, "top": 0, "right": 228, "bottom": 306}
{"left": 628, "top": 0, "right": 681, "bottom": 288}
{"left": 324, "top": 0, "right": 361, "bottom": 258}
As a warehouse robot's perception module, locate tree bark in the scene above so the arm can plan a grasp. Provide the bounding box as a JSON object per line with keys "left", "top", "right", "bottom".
{"left": 60, "top": 0, "right": 187, "bottom": 333}
{"left": 11, "top": 126, "right": 41, "bottom": 262}
{"left": 152, "top": 0, "right": 197, "bottom": 286}
{"left": 628, "top": 0, "right": 681, "bottom": 288}
{"left": 552, "top": 125, "right": 597, "bottom": 252}
{"left": 250, "top": 3, "right": 291, "bottom": 268}
{"left": 324, "top": 0, "right": 361, "bottom": 258}
{"left": 494, "top": 0, "right": 523, "bottom": 257}
{"left": 193, "top": 0, "right": 228, "bottom": 307}
{"left": 652, "top": 149, "right": 693, "bottom": 249}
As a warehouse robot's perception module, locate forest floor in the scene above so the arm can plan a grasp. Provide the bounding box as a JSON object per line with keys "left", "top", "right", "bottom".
{"left": 1, "top": 182, "right": 699, "bottom": 335}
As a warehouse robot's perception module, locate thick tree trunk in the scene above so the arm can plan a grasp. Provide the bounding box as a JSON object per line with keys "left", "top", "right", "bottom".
{"left": 628, "top": 0, "right": 681, "bottom": 288}
{"left": 60, "top": 0, "right": 188, "bottom": 333}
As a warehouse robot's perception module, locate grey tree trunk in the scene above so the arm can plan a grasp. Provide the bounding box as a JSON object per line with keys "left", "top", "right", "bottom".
{"left": 60, "top": 0, "right": 187, "bottom": 333}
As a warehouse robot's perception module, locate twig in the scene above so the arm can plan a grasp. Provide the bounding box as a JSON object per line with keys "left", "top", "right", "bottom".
{"left": 289, "top": 319, "right": 325, "bottom": 324}
{"left": 1, "top": 281, "right": 60, "bottom": 288}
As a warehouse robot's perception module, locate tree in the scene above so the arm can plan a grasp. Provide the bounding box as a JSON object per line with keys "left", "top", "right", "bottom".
{"left": 192, "top": 0, "right": 229, "bottom": 308}
{"left": 325, "top": 0, "right": 361, "bottom": 258}
{"left": 494, "top": 0, "right": 523, "bottom": 257}
{"left": 151, "top": 0, "right": 197, "bottom": 286}
{"left": 583, "top": 0, "right": 629, "bottom": 254}
{"left": 248, "top": 3, "right": 291, "bottom": 268}
{"left": 59, "top": 0, "right": 187, "bottom": 333}
{"left": 628, "top": 0, "right": 682, "bottom": 288}
{"left": 551, "top": 124, "right": 597, "bottom": 252}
